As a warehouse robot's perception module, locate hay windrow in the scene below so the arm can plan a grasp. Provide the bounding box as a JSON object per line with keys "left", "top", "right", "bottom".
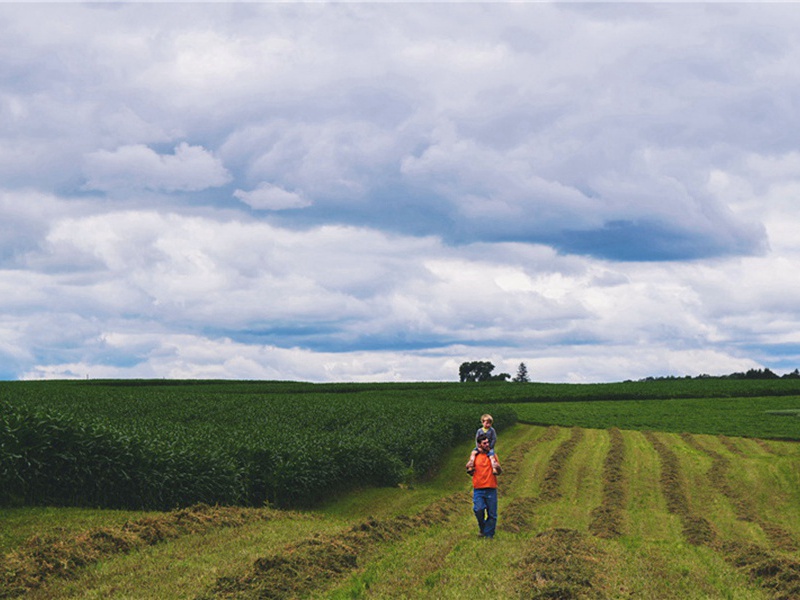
{"left": 721, "top": 541, "right": 800, "bottom": 600}
{"left": 204, "top": 493, "right": 465, "bottom": 600}
{"left": 589, "top": 428, "right": 626, "bottom": 539}
{"left": 682, "top": 433, "right": 796, "bottom": 553}
{"left": 754, "top": 438, "right": 779, "bottom": 455}
{"left": 647, "top": 432, "right": 800, "bottom": 599}
{"left": 539, "top": 427, "right": 584, "bottom": 502}
{"left": 500, "top": 425, "right": 560, "bottom": 493}
{"left": 501, "top": 497, "right": 540, "bottom": 534}
{"left": 0, "top": 504, "right": 290, "bottom": 599}
{"left": 514, "top": 528, "right": 606, "bottom": 599}
{"left": 718, "top": 435, "right": 747, "bottom": 457}
{"left": 643, "top": 431, "right": 717, "bottom": 547}
{"left": 499, "top": 427, "right": 583, "bottom": 534}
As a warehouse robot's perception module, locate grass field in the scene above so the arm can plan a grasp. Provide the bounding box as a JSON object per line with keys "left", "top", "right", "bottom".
{"left": 513, "top": 395, "right": 800, "bottom": 440}
{"left": 2, "top": 422, "right": 799, "bottom": 598}
{"left": 2, "top": 380, "right": 800, "bottom": 598}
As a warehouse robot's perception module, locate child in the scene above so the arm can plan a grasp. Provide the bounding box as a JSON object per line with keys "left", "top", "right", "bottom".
{"left": 466, "top": 414, "right": 500, "bottom": 474}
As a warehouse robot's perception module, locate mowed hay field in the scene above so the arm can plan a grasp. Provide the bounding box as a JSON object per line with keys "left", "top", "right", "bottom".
{"left": 3, "top": 422, "right": 800, "bottom": 599}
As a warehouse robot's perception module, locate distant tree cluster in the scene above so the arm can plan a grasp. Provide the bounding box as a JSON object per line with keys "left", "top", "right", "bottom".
{"left": 638, "top": 368, "right": 800, "bottom": 382}
{"left": 459, "top": 361, "right": 530, "bottom": 383}
{"left": 459, "top": 361, "right": 799, "bottom": 384}
{"left": 459, "top": 361, "right": 509, "bottom": 382}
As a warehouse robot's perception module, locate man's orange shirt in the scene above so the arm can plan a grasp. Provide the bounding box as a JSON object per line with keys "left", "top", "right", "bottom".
{"left": 472, "top": 452, "right": 498, "bottom": 489}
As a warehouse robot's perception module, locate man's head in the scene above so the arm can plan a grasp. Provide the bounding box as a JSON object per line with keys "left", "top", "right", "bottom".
{"left": 476, "top": 432, "right": 491, "bottom": 452}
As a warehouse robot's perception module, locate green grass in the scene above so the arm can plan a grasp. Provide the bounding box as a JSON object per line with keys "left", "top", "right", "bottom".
{"left": 5, "top": 377, "right": 800, "bottom": 598}
{"left": 0, "top": 506, "right": 158, "bottom": 554}
{"left": 4, "top": 423, "right": 799, "bottom": 599}
{"left": 513, "top": 395, "right": 800, "bottom": 439}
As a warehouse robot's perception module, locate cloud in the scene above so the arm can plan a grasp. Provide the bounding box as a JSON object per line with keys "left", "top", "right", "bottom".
{"left": 234, "top": 183, "right": 311, "bottom": 211}
{"left": 3, "top": 3, "right": 800, "bottom": 381}
{"left": 83, "top": 143, "right": 231, "bottom": 193}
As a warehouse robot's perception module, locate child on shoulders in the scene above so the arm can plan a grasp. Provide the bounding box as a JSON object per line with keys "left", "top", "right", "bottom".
{"left": 466, "top": 414, "right": 500, "bottom": 474}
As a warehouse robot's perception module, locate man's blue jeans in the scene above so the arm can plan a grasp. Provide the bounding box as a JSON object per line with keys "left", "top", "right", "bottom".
{"left": 473, "top": 488, "right": 498, "bottom": 538}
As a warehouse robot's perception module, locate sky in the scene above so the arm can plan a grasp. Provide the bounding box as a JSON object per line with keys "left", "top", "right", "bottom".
{"left": 2, "top": 2, "right": 800, "bottom": 384}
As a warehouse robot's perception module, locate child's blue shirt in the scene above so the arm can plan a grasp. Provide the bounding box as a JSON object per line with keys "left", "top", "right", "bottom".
{"left": 475, "top": 426, "right": 497, "bottom": 455}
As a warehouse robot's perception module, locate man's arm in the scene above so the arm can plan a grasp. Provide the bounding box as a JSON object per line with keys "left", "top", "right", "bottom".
{"left": 490, "top": 454, "right": 502, "bottom": 475}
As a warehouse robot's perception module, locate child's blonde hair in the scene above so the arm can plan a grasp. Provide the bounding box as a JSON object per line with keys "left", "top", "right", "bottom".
{"left": 481, "top": 414, "right": 493, "bottom": 424}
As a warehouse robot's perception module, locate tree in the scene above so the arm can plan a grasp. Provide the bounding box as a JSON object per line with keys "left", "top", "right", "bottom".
{"left": 783, "top": 368, "right": 800, "bottom": 379}
{"left": 512, "top": 362, "right": 530, "bottom": 383}
{"left": 459, "top": 361, "right": 498, "bottom": 382}
{"left": 459, "top": 361, "right": 512, "bottom": 382}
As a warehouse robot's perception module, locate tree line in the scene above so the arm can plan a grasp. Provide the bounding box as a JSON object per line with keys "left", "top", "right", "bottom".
{"left": 638, "top": 367, "right": 800, "bottom": 381}
{"left": 460, "top": 362, "right": 800, "bottom": 383}
{"left": 459, "top": 361, "right": 529, "bottom": 383}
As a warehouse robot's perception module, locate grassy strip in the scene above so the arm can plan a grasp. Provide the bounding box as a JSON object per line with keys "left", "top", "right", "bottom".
{"left": 499, "top": 426, "right": 560, "bottom": 493}
{"left": 681, "top": 433, "right": 797, "bottom": 553}
{"left": 589, "top": 427, "right": 627, "bottom": 539}
{"left": 646, "top": 431, "right": 800, "bottom": 599}
{"left": 753, "top": 438, "right": 780, "bottom": 455}
{"left": 203, "top": 493, "right": 466, "bottom": 600}
{"left": 514, "top": 528, "right": 606, "bottom": 599}
{"left": 500, "top": 427, "right": 583, "bottom": 535}
{"left": 514, "top": 396, "right": 800, "bottom": 440}
{"left": 539, "top": 427, "right": 585, "bottom": 503}
{"left": 717, "top": 435, "right": 747, "bottom": 457}
{"left": 0, "top": 504, "right": 295, "bottom": 599}
{"left": 642, "top": 431, "right": 717, "bottom": 546}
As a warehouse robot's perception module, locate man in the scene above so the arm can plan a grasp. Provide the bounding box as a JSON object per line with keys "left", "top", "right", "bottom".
{"left": 467, "top": 432, "right": 501, "bottom": 539}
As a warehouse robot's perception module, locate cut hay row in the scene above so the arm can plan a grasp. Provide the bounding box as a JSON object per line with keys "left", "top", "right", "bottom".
{"left": 497, "top": 426, "right": 559, "bottom": 487}
{"left": 720, "top": 542, "right": 800, "bottom": 600}
{"left": 718, "top": 435, "right": 747, "bottom": 457}
{"left": 513, "top": 528, "right": 606, "bottom": 600}
{"left": 0, "top": 504, "right": 294, "bottom": 599}
{"left": 646, "top": 431, "right": 800, "bottom": 599}
{"left": 642, "top": 430, "right": 717, "bottom": 546}
{"left": 500, "top": 427, "right": 583, "bottom": 535}
{"left": 681, "top": 433, "right": 797, "bottom": 553}
{"left": 203, "top": 493, "right": 466, "bottom": 600}
{"left": 753, "top": 438, "right": 780, "bottom": 455}
{"left": 588, "top": 427, "right": 626, "bottom": 539}
{"left": 538, "top": 427, "right": 585, "bottom": 503}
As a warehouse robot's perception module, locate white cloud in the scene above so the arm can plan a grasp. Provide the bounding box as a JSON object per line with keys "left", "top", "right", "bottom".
{"left": 83, "top": 143, "right": 231, "bottom": 193}
{"left": 4, "top": 3, "right": 800, "bottom": 381}
{"left": 234, "top": 183, "right": 311, "bottom": 211}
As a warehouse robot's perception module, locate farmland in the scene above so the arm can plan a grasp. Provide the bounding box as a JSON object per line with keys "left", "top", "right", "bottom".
{"left": 0, "top": 380, "right": 517, "bottom": 510}
{"left": 2, "top": 379, "right": 800, "bottom": 598}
